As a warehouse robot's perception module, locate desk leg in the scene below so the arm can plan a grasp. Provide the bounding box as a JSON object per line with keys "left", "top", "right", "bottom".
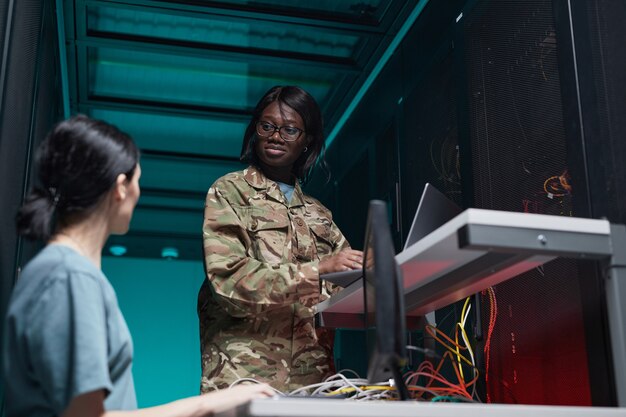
{"left": 607, "top": 224, "right": 626, "bottom": 407}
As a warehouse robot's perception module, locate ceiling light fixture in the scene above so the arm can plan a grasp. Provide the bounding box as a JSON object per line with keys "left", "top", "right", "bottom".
{"left": 109, "top": 245, "right": 127, "bottom": 256}
{"left": 161, "top": 247, "right": 179, "bottom": 260}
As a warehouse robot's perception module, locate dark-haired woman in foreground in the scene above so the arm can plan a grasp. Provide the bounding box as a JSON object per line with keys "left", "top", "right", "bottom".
{"left": 2, "top": 115, "right": 272, "bottom": 417}
{"left": 198, "top": 86, "right": 363, "bottom": 393}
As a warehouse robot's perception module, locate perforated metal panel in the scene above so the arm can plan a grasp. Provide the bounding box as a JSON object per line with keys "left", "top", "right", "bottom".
{"left": 463, "top": 0, "right": 595, "bottom": 405}
{"left": 584, "top": 0, "right": 626, "bottom": 225}
{"left": 403, "top": 49, "right": 461, "bottom": 220}
{"left": 0, "top": 0, "right": 43, "bottom": 316}
{"left": 0, "top": 0, "right": 62, "bottom": 414}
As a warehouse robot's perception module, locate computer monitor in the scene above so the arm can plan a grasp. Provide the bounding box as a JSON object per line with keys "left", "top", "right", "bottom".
{"left": 362, "top": 200, "right": 410, "bottom": 400}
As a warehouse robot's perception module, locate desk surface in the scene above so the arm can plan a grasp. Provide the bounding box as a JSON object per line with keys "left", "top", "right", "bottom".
{"left": 221, "top": 398, "right": 626, "bottom": 417}
{"left": 313, "top": 210, "right": 626, "bottom": 406}
{"left": 316, "top": 209, "right": 612, "bottom": 327}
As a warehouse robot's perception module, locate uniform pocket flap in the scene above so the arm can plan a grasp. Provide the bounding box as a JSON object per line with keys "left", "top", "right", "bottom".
{"left": 243, "top": 207, "right": 289, "bottom": 232}
{"left": 309, "top": 219, "right": 333, "bottom": 243}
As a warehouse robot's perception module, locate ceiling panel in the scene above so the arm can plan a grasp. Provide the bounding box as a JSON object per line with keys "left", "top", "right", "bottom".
{"left": 89, "top": 107, "right": 247, "bottom": 158}
{"left": 202, "top": 0, "right": 391, "bottom": 22}
{"left": 86, "top": 3, "right": 366, "bottom": 61}
{"left": 86, "top": 46, "right": 340, "bottom": 109}
{"left": 139, "top": 154, "right": 243, "bottom": 194}
{"left": 129, "top": 206, "right": 200, "bottom": 236}
{"left": 61, "top": 0, "right": 423, "bottom": 259}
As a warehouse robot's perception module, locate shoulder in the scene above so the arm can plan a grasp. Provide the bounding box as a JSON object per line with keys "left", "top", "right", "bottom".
{"left": 211, "top": 169, "right": 250, "bottom": 193}
{"left": 207, "top": 168, "right": 259, "bottom": 206}
{"left": 9, "top": 246, "right": 109, "bottom": 322}
{"left": 19, "top": 245, "right": 103, "bottom": 284}
{"left": 212, "top": 169, "right": 247, "bottom": 187}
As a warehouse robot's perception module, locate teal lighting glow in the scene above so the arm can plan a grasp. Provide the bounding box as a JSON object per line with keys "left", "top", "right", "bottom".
{"left": 161, "top": 247, "right": 179, "bottom": 259}
{"left": 109, "top": 245, "right": 128, "bottom": 256}
{"left": 325, "top": 0, "right": 431, "bottom": 149}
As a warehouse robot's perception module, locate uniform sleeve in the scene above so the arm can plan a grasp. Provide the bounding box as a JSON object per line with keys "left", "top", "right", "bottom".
{"left": 322, "top": 218, "right": 352, "bottom": 296}
{"left": 305, "top": 197, "right": 352, "bottom": 296}
{"left": 203, "top": 185, "right": 322, "bottom": 318}
{"left": 26, "top": 273, "right": 112, "bottom": 414}
{"left": 329, "top": 219, "right": 351, "bottom": 254}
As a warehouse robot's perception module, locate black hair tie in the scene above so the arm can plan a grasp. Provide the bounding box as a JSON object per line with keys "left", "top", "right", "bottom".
{"left": 48, "top": 187, "right": 61, "bottom": 207}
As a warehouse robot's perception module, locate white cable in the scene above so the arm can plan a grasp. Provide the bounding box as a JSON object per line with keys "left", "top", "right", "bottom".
{"left": 228, "top": 377, "right": 285, "bottom": 396}
{"left": 285, "top": 372, "right": 397, "bottom": 401}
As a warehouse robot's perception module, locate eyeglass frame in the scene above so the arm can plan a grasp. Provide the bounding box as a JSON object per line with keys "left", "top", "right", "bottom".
{"left": 255, "top": 121, "right": 305, "bottom": 142}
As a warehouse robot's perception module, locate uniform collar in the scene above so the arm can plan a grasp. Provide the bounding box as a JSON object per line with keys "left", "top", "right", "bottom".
{"left": 243, "top": 165, "right": 305, "bottom": 208}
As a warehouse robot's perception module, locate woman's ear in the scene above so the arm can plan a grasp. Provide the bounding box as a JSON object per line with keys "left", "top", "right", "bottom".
{"left": 113, "top": 173, "right": 128, "bottom": 201}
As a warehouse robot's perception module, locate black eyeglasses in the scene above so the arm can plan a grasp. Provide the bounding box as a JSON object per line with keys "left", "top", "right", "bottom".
{"left": 255, "top": 121, "right": 304, "bottom": 142}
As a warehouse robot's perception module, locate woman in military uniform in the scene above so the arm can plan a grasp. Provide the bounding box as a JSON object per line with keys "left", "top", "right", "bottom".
{"left": 198, "top": 86, "right": 363, "bottom": 393}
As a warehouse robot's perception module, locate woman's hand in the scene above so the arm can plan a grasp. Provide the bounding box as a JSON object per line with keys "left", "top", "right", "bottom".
{"left": 200, "top": 384, "right": 275, "bottom": 415}
{"left": 318, "top": 249, "right": 364, "bottom": 274}
{"left": 63, "top": 384, "right": 275, "bottom": 417}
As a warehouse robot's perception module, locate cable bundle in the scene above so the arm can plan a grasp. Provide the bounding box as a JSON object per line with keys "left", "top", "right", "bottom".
{"left": 229, "top": 290, "right": 499, "bottom": 403}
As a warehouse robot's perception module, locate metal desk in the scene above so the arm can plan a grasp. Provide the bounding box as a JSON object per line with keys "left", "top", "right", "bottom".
{"left": 315, "top": 209, "right": 626, "bottom": 406}
{"left": 220, "top": 397, "right": 626, "bottom": 417}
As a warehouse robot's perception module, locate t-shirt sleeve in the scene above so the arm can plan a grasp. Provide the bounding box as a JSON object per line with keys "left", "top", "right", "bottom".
{"left": 26, "top": 271, "right": 112, "bottom": 414}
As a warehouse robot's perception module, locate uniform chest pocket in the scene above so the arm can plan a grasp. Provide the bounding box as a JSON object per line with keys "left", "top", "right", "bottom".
{"left": 242, "top": 207, "right": 289, "bottom": 264}
{"left": 309, "top": 219, "right": 334, "bottom": 257}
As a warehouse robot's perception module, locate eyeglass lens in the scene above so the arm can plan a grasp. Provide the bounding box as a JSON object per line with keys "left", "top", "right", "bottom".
{"left": 256, "top": 121, "right": 302, "bottom": 141}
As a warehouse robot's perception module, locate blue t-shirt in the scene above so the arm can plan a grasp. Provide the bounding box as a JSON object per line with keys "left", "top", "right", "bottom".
{"left": 277, "top": 181, "right": 295, "bottom": 203}
{"left": 2, "top": 244, "right": 137, "bottom": 417}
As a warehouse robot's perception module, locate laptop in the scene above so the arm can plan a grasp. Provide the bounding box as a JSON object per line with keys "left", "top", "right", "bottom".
{"left": 320, "top": 183, "right": 462, "bottom": 288}
{"left": 401, "top": 183, "right": 462, "bottom": 251}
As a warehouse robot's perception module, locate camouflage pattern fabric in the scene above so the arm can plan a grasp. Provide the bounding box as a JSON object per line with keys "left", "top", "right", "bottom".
{"left": 198, "top": 165, "right": 350, "bottom": 393}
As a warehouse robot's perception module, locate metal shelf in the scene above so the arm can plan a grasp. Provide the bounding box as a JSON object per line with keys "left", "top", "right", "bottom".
{"left": 315, "top": 208, "right": 626, "bottom": 406}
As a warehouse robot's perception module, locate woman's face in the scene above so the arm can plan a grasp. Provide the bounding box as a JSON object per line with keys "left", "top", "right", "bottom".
{"left": 254, "top": 101, "right": 309, "bottom": 182}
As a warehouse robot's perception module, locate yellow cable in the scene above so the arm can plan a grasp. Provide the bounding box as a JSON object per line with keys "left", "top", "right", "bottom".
{"left": 331, "top": 385, "right": 394, "bottom": 395}
{"left": 456, "top": 297, "right": 472, "bottom": 378}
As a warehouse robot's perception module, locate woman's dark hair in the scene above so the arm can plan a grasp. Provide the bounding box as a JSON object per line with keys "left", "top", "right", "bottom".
{"left": 16, "top": 115, "right": 139, "bottom": 241}
{"left": 240, "top": 85, "right": 327, "bottom": 183}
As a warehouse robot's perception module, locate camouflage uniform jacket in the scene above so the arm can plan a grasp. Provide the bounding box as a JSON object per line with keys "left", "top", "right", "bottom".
{"left": 198, "top": 165, "right": 350, "bottom": 393}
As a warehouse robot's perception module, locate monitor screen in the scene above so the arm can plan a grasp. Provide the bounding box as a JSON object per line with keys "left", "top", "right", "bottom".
{"left": 363, "top": 200, "right": 409, "bottom": 400}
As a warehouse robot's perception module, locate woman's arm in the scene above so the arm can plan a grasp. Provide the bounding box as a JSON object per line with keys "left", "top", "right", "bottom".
{"left": 314, "top": 217, "right": 364, "bottom": 295}
{"left": 62, "top": 384, "right": 274, "bottom": 417}
{"left": 202, "top": 185, "right": 322, "bottom": 317}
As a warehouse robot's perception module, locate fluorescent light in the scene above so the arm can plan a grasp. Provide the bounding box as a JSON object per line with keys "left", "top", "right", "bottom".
{"left": 109, "top": 245, "right": 127, "bottom": 256}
